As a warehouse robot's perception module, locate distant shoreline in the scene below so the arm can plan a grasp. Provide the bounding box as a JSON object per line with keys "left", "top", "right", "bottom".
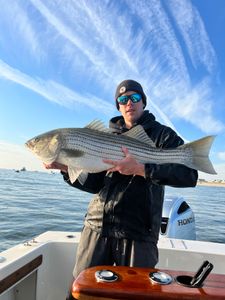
{"left": 197, "top": 181, "right": 225, "bottom": 188}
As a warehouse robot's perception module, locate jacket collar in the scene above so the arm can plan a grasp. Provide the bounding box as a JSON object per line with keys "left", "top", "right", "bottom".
{"left": 109, "top": 110, "right": 156, "bottom": 133}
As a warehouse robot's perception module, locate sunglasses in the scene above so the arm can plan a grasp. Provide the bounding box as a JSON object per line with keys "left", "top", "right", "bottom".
{"left": 117, "top": 93, "right": 142, "bottom": 105}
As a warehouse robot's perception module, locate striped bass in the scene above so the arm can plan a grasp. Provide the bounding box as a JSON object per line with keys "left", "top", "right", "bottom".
{"left": 25, "top": 120, "right": 216, "bottom": 184}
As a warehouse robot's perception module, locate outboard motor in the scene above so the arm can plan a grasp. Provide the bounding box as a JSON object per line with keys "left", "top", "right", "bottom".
{"left": 160, "top": 196, "right": 196, "bottom": 240}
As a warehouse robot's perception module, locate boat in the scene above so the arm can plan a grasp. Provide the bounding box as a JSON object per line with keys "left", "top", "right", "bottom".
{"left": 1, "top": 197, "right": 225, "bottom": 299}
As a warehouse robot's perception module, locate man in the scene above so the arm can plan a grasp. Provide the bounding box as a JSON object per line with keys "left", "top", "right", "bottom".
{"left": 45, "top": 79, "right": 198, "bottom": 298}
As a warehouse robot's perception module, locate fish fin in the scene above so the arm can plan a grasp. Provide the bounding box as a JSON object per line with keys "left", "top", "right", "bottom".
{"left": 68, "top": 167, "right": 88, "bottom": 184}
{"left": 77, "top": 172, "right": 88, "bottom": 185}
{"left": 61, "top": 149, "right": 84, "bottom": 157}
{"left": 180, "top": 135, "right": 217, "bottom": 174}
{"left": 85, "top": 120, "right": 111, "bottom": 133}
{"left": 122, "top": 125, "right": 156, "bottom": 147}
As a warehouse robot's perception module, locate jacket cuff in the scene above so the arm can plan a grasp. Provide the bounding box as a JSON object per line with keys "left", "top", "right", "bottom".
{"left": 145, "top": 164, "right": 151, "bottom": 180}
{"left": 144, "top": 163, "right": 156, "bottom": 183}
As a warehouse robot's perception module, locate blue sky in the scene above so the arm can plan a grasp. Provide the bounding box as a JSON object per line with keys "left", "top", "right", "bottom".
{"left": 0, "top": 0, "right": 225, "bottom": 180}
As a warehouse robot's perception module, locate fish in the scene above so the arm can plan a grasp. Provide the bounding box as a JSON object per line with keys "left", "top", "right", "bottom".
{"left": 25, "top": 120, "right": 216, "bottom": 184}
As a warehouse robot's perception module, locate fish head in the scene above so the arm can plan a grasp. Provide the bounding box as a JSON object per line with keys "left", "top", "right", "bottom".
{"left": 25, "top": 130, "right": 61, "bottom": 164}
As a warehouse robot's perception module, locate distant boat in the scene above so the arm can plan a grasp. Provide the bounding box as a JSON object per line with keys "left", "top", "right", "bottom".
{"left": 15, "top": 167, "right": 26, "bottom": 173}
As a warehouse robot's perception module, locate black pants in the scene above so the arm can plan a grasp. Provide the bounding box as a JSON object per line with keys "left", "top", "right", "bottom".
{"left": 73, "top": 226, "right": 158, "bottom": 278}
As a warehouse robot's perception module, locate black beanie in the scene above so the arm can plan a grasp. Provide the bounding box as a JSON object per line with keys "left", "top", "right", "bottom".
{"left": 115, "top": 79, "right": 147, "bottom": 110}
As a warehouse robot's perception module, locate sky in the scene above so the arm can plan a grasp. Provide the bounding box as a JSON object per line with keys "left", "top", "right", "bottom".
{"left": 0, "top": 0, "right": 225, "bottom": 181}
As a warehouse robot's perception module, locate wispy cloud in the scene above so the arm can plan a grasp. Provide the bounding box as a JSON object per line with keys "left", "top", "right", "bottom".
{"left": 0, "top": 0, "right": 223, "bottom": 137}
{"left": 16, "top": 0, "right": 183, "bottom": 128}
{"left": 0, "top": 59, "right": 115, "bottom": 114}
{"left": 28, "top": 0, "right": 183, "bottom": 130}
{"left": 76, "top": 0, "right": 138, "bottom": 73}
{"left": 165, "top": 78, "right": 225, "bottom": 133}
{"left": 29, "top": 0, "right": 127, "bottom": 81}
{"left": 122, "top": 0, "right": 221, "bottom": 134}
{"left": 167, "top": 0, "right": 217, "bottom": 73}
{"left": 125, "top": 0, "right": 190, "bottom": 85}
{"left": 0, "top": 1, "right": 43, "bottom": 60}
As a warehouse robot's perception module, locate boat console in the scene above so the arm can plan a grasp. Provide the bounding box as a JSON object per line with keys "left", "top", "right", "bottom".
{"left": 72, "top": 265, "right": 225, "bottom": 300}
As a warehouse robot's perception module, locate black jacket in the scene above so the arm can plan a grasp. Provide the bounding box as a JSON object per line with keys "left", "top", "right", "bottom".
{"left": 62, "top": 111, "right": 198, "bottom": 243}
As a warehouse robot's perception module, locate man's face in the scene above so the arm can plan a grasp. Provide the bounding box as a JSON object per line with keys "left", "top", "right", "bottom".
{"left": 118, "top": 91, "right": 144, "bottom": 128}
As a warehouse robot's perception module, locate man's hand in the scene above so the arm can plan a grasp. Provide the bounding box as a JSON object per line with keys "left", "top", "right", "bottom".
{"left": 43, "top": 162, "right": 68, "bottom": 173}
{"left": 103, "top": 146, "right": 145, "bottom": 176}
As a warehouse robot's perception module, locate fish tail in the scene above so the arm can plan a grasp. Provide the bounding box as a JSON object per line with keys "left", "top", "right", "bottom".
{"left": 184, "top": 135, "right": 217, "bottom": 174}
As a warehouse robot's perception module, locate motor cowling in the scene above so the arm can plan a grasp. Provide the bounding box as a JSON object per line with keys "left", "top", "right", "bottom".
{"left": 160, "top": 196, "right": 196, "bottom": 240}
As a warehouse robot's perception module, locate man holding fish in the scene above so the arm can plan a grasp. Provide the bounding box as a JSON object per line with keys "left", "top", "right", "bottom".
{"left": 30, "top": 79, "right": 205, "bottom": 298}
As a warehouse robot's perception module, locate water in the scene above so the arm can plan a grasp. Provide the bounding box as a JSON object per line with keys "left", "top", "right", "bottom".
{"left": 0, "top": 169, "right": 225, "bottom": 252}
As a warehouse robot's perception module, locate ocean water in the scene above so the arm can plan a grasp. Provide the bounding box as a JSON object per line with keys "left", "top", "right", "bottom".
{"left": 0, "top": 168, "right": 225, "bottom": 252}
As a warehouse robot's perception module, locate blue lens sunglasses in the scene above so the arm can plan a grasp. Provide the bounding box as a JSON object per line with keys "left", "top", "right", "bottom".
{"left": 117, "top": 93, "right": 142, "bottom": 105}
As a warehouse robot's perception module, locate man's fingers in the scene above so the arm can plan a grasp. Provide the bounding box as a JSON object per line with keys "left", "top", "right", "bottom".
{"left": 103, "top": 159, "right": 119, "bottom": 173}
{"left": 103, "top": 159, "right": 117, "bottom": 166}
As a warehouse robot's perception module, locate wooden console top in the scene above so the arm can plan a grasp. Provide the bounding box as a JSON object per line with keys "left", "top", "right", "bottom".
{"left": 72, "top": 265, "right": 225, "bottom": 300}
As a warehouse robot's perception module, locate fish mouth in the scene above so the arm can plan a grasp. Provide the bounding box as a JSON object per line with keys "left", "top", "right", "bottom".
{"left": 25, "top": 140, "right": 35, "bottom": 150}
{"left": 25, "top": 141, "right": 30, "bottom": 148}
{"left": 25, "top": 140, "right": 32, "bottom": 148}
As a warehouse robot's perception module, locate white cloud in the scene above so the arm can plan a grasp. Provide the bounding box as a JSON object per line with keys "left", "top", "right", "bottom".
{"left": 13, "top": 0, "right": 184, "bottom": 131}
{"left": 163, "top": 78, "right": 225, "bottom": 134}
{"left": 125, "top": 0, "right": 190, "bottom": 84}
{"left": 0, "top": 0, "right": 223, "bottom": 139}
{"left": 167, "top": 0, "right": 217, "bottom": 73}
{"left": 120, "top": 0, "right": 221, "bottom": 136}
{"left": 78, "top": 0, "right": 138, "bottom": 73}
{"left": 0, "top": 1, "right": 43, "bottom": 59}
{"left": 0, "top": 59, "right": 115, "bottom": 115}
{"left": 29, "top": 0, "right": 119, "bottom": 80}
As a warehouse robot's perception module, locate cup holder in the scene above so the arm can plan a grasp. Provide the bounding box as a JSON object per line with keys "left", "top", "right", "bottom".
{"left": 176, "top": 261, "right": 213, "bottom": 288}
{"left": 176, "top": 275, "right": 202, "bottom": 288}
